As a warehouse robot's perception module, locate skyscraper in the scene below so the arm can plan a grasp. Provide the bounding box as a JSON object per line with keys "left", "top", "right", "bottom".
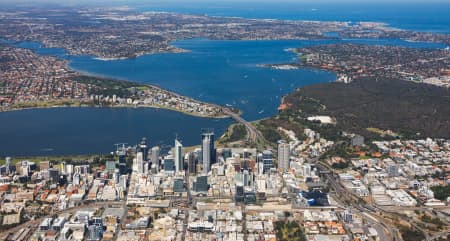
{"left": 174, "top": 138, "right": 183, "bottom": 173}
{"left": 201, "top": 129, "right": 215, "bottom": 174}
{"left": 135, "top": 152, "right": 144, "bottom": 174}
{"left": 188, "top": 152, "right": 197, "bottom": 175}
{"left": 173, "top": 178, "right": 185, "bottom": 193}
{"left": 194, "top": 175, "right": 209, "bottom": 192}
{"left": 151, "top": 146, "right": 160, "bottom": 172}
{"left": 139, "top": 137, "right": 149, "bottom": 161}
{"left": 262, "top": 150, "right": 273, "bottom": 173}
{"left": 257, "top": 153, "right": 264, "bottom": 175}
{"left": 151, "top": 146, "right": 160, "bottom": 164}
{"left": 277, "top": 141, "right": 290, "bottom": 171}
{"left": 4, "top": 157, "right": 12, "bottom": 175}
{"left": 118, "top": 150, "right": 127, "bottom": 175}
{"left": 164, "top": 157, "right": 175, "bottom": 175}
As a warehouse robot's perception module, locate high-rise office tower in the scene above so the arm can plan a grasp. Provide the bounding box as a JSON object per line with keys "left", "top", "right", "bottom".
{"left": 188, "top": 152, "right": 197, "bottom": 175}
{"left": 164, "top": 157, "right": 175, "bottom": 175}
{"left": 174, "top": 138, "right": 183, "bottom": 172}
{"left": 277, "top": 141, "right": 290, "bottom": 171}
{"left": 201, "top": 129, "right": 215, "bottom": 174}
{"left": 173, "top": 178, "right": 185, "bottom": 193}
{"left": 194, "top": 175, "right": 209, "bottom": 192}
{"left": 139, "top": 137, "right": 149, "bottom": 161}
{"left": 135, "top": 152, "right": 144, "bottom": 174}
{"left": 256, "top": 153, "right": 264, "bottom": 175}
{"left": 202, "top": 136, "right": 210, "bottom": 174}
{"left": 151, "top": 146, "right": 160, "bottom": 172}
{"left": 151, "top": 146, "right": 160, "bottom": 163}
{"left": 118, "top": 150, "right": 127, "bottom": 175}
{"left": 262, "top": 150, "right": 274, "bottom": 173}
{"left": 5, "top": 157, "right": 11, "bottom": 175}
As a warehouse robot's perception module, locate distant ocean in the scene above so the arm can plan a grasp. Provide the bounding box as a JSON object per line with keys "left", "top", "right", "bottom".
{"left": 1, "top": 1, "right": 449, "bottom": 156}
{"left": 134, "top": 1, "right": 450, "bottom": 33}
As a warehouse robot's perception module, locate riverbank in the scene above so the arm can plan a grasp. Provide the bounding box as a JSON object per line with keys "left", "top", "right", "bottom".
{"left": 0, "top": 99, "right": 231, "bottom": 119}
{"left": 0, "top": 107, "right": 234, "bottom": 156}
{"left": 0, "top": 38, "right": 337, "bottom": 156}
{"left": 92, "top": 46, "right": 191, "bottom": 61}
{"left": 0, "top": 41, "right": 233, "bottom": 119}
{"left": 0, "top": 154, "right": 97, "bottom": 165}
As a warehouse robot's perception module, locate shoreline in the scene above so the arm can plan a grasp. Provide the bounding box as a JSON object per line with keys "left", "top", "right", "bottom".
{"left": 91, "top": 46, "right": 191, "bottom": 61}
{"left": 0, "top": 102, "right": 231, "bottom": 119}
{"left": 2, "top": 40, "right": 234, "bottom": 119}
{"left": 66, "top": 65, "right": 244, "bottom": 118}
{"left": 0, "top": 104, "right": 235, "bottom": 157}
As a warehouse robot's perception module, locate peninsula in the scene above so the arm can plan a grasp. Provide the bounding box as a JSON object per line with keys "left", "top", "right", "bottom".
{"left": 267, "top": 43, "right": 450, "bottom": 88}
{"left": 0, "top": 4, "right": 449, "bottom": 241}
{"left": 261, "top": 44, "right": 450, "bottom": 140}
{"left": 1, "top": 6, "right": 449, "bottom": 59}
{"left": 0, "top": 45, "right": 226, "bottom": 118}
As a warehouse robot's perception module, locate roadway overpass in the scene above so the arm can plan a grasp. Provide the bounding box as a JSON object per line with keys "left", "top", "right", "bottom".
{"left": 222, "top": 107, "right": 264, "bottom": 144}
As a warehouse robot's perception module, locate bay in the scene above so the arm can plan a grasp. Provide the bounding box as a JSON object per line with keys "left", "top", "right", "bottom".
{"left": 0, "top": 27, "right": 447, "bottom": 156}
{"left": 68, "top": 38, "right": 446, "bottom": 120}
{"left": 0, "top": 108, "right": 232, "bottom": 156}
{"left": 135, "top": 1, "right": 450, "bottom": 34}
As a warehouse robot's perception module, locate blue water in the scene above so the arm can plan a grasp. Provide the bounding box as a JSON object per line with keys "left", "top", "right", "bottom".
{"left": 134, "top": 1, "right": 450, "bottom": 34}
{"left": 3, "top": 1, "right": 449, "bottom": 33}
{"left": 1, "top": 1, "right": 449, "bottom": 156}
{"left": 0, "top": 108, "right": 232, "bottom": 156}
{"left": 67, "top": 38, "right": 445, "bottom": 120}
{"left": 69, "top": 39, "right": 338, "bottom": 120}
{"left": 1, "top": 37, "right": 445, "bottom": 156}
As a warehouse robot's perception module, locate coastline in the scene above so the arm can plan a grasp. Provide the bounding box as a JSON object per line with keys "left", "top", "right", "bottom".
{"left": 66, "top": 60, "right": 244, "bottom": 119}
{"left": 1, "top": 39, "right": 233, "bottom": 119}
{"left": 91, "top": 46, "right": 191, "bottom": 61}
{"left": 0, "top": 102, "right": 231, "bottom": 119}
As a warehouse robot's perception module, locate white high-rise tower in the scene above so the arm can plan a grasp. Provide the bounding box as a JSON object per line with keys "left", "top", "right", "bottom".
{"left": 277, "top": 141, "right": 290, "bottom": 171}
{"left": 174, "top": 138, "right": 183, "bottom": 173}
{"left": 202, "top": 136, "right": 211, "bottom": 174}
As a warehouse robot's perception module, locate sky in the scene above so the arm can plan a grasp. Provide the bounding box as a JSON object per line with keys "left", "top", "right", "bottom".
{"left": 2, "top": 0, "right": 450, "bottom": 4}
{"left": 2, "top": 0, "right": 450, "bottom": 13}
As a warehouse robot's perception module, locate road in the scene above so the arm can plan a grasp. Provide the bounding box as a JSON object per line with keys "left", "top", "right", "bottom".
{"left": 181, "top": 166, "right": 193, "bottom": 241}
{"left": 161, "top": 89, "right": 263, "bottom": 144}
{"left": 222, "top": 107, "right": 264, "bottom": 143}
{"left": 325, "top": 159, "right": 449, "bottom": 241}
{"left": 0, "top": 201, "right": 122, "bottom": 240}
{"left": 306, "top": 149, "right": 398, "bottom": 241}
{"left": 320, "top": 163, "right": 401, "bottom": 241}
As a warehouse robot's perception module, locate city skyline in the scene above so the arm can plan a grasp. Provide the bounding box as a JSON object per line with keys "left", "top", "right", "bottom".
{"left": 0, "top": 1, "right": 448, "bottom": 241}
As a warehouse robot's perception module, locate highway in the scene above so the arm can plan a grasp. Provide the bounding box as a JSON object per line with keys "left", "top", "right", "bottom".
{"left": 325, "top": 169, "right": 400, "bottom": 241}
{"left": 316, "top": 159, "right": 450, "bottom": 241}
{"left": 307, "top": 150, "right": 398, "bottom": 241}
{"left": 163, "top": 90, "right": 263, "bottom": 144}
{"left": 0, "top": 201, "right": 122, "bottom": 241}
{"left": 222, "top": 107, "right": 264, "bottom": 143}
